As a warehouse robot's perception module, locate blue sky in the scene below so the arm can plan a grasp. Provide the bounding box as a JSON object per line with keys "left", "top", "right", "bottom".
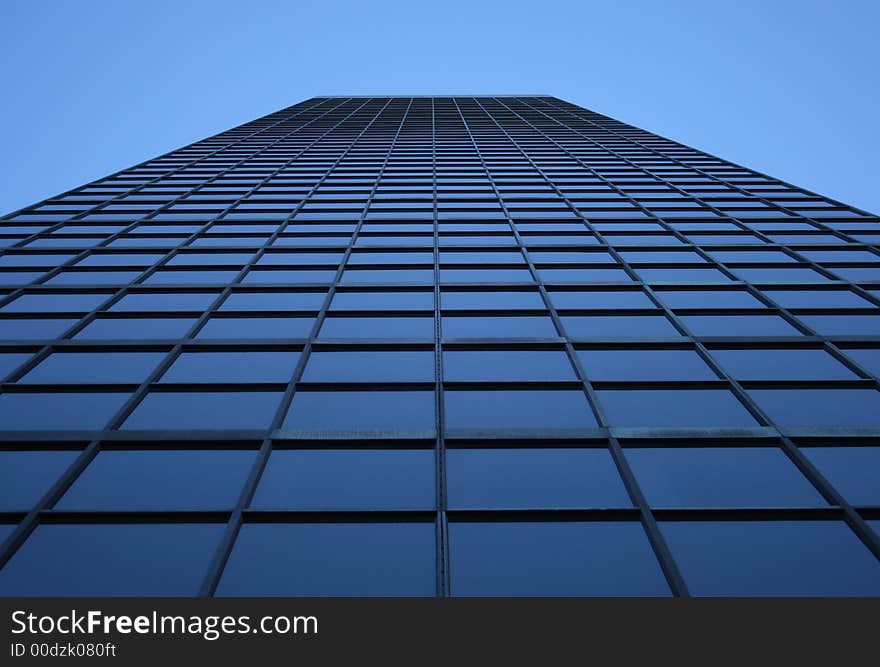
{"left": 1, "top": 0, "right": 877, "bottom": 215}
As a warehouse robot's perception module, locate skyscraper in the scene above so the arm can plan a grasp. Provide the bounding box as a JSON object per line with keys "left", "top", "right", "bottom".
{"left": 0, "top": 95, "right": 879, "bottom": 597}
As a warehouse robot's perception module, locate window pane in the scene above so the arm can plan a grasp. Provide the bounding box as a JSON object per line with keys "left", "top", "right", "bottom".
{"left": 283, "top": 391, "right": 435, "bottom": 433}
{"left": 445, "top": 390, "right": 597, "bottom": 431}
{"left": 161, "top": 351, "right": 300, "bottom": 383}
{"left": 302, "top": 350, "right": 434, "bottom": 382}
{"left": 22, "top": 352, "right": 166, "bottom": 384}
{"left": 681, "top": 315, "right": 800, "bottom": 337}
{"left": 709, "top": 348, "right": 855, "bottom": 380}
{"left": 748, "top": 389, "right": 880, "bottom": 427}
{"left": 449, "top": 522, "right": 669, "bottom": 596}
{"left": 626, "top": 447, "right": 824, "bottom": 507}
{"left": 221, "top": 291, "right": 326, "bottom": 311}
{"left": 661, "top": 520, "right": 880, "bottom": 596}
{"left": 562, "top": 315, "right": 680, "bottom": 338}
{"left": 656, "top": 289, "right": 764, "bottom": 309}
{"left": 122, "top": 391, "right": 282, "bottom": 430}
{"left": 0, "top": 451, "right": 78, "bottom": 510}
{"left": 0, "top": 523, "right": 224, "bottom": 596}
{"left": 251, "top": 450, "right": 435, "bottom": 509}
{"left": 76, "top": 318, "right": 196, "bottom": 339}
{"left": 330, "top": 291, "right": 433, "bottom": 311}
{"left": 442, "top": 290, "right": 546, "bottom": 310}
{"left": 320, "top": 316, "right": 434, "bottom": 339}
{"left": 597, "top": 390, "right": 757, "bottom": 428}
{"left": 801, "top": 447, "right": 880, "bottom": 505}
{"left": 443, "top": 350, "right": 575, "bottom": 381}
{"left": 2, "top": 293, "right": 109, "bottom": 313}
{"left": 197, "top": 317, "right": 314, "bottom": 339}
{"left": 0, "top": 392, "right": 130, "bottom": 430}
{"left": 447, "top": 448, "right": 630, "bottom": 508}
{"left": 111, "top": 292, "right": 218, "bottom": 312}
{"left": 56, "top": 450, "right": 256, "bottom": 510}
{"left": 0, "top": 319, "right": 77, "bottom": 340}
{"left": 548, "top": 290, "right": 654, "bottom": 310}
{"left": 578, "top": 349, "right": 715, "bottom": 381}
{"left": 443, "top": 315, "right": 557, "bottom": 338}
{"left": 0, "top": 352, "right": 34, "bottom": 379}
{"left": 216, "top": 522, "right": 436, "bottom": 596}
{"left": 841, "top": 348, "right": 880, "bottom": 377}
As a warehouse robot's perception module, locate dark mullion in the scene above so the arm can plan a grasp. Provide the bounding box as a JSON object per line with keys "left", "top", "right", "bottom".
{"left": 431, "top": 98, "right": 451, "bottom": 598}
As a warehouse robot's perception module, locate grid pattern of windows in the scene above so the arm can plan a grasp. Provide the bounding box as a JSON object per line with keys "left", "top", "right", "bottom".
{"left": 1, "top": 95, "right": 879, "bottom": 597}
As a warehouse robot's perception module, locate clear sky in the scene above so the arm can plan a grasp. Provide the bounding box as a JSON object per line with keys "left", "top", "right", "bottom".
{"left": 1, "top": 0, "right": 877, "bottom": 215}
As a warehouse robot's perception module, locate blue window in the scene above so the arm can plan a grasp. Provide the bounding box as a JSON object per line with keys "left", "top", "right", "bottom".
{"left": 76, "top": 318, "right": 196, "bottom": 339}
{"left": 351, "top": 251, "right": 433, "bottom": 264}
{"left": 283, "top": 391, "right": 435, "bottom": 434}
{"left": 441, "top": 268, "right": 534, "bottom": 283}
{"left": 636, "top": 267, "right": 730, "bottom": 282}
{"left": 748, "top": 389, "right": 880, "bottom": 427}
{"left": 221, "top": 291, "right": 326, "bottom": 311}
{"left": 320, "top": 316, "right": 434, "bottom": 339}
{"left": 0, "top": 272, "right": 44, "bottom": 286}
{"left": 762, "top": 289, "right": 873, "bottom": 309}
{"left": 0, "top": 523, "right": 224, "bottom": 596}
{"left": 197, "top": 317, "right": 314, "bottom": 339}
{"left": 577, "top": 349, "right": 715, "bottom": 381}
{"left": 0, "top": 392, "right": 130, "bottom": 430}
{"left": 169, "top": 252, "right": 254, "bottom": 266}
{"left": 216, "top": 522, "right": 436, "bottom": 596}
{"left": 442, "top": 290, "right": 545, "bottom": 310}
{"left": 597, "top": 390, "right": 757, "bottom": 428}
{"left": 562, "top": 315, "right": 680, "bottom": 338}
{"left": 802, "top": 447, "right": 880, "bottom": 506}
{"left": 242, "top": 269, "right": 337, "bottom": 284}
{"left": 251, "top": 450, "right": 435, "bottom": 509}
{"left": 144, "top": 270, "right": 239, "bottom": 285}
{"left": 443, "top": 315, "right": 557, "bottom": 338}
{"left": 57, "top": 450, "right": 256, "bottom": 510}
{"left": 443, "top": 350, "right": 575, "bottom": 381}
{"left": 0, "top": 352, "right": 32, "bottom": 379}
{"left": 76, "top": 252, "right": 164, "bottom": 267}
{"left": 110, "top": 292, "right": 219, "bottom": 312}
{"left": 162, "top": 351, "right": 300, "bottom": 383}
{"left": 444, "top": 390, "right": 597, "bottom": 432}
{"left": 626, "top": 447, "right": 824, "bottom": 507}
{"left": 46, "top": 271, "right": 142, "bottom": 286}
{"left": 22, "top": 352, "right": 166, "bottom": 384}
{"left": 3, "top": 293, "right": 110, "bottom": 313}
{"left": 842, "top": 348, "right": 880, "bottom": 377}
{"left": 549, "top": 290, "right": 655, "bottom": 310}
{"left": 447, "top": 448, "right": 630, "bottom": 509}
{"left": 795, "top": 315, "right": 880, "bottom": 336}
{"left": 661, "top": 520, "right": 880, "bottom": 596}
{"left": 330, "top": 291, "right": 433, "bottom": 311}
{"left": 654, "top": 290, "right": 765, "bottom": 309}
{"left": 342, "top": 269, "right": 434, "bottom": 284}
{"left": 449, "top": 522, "right": 669, "bottom": 597}
{"left": 0, "top": 450, "right": 79, "bottom": 510}
{"left": 302, "top": 350, "right": 434, "bottom": 382}
{"left": 681, "top": 315, "right": 801, "bottom": 337}
{"left": 122, "top": 391, "right": 282, "bottom": 430}
{"left": 709, "top": 348, "right": 855, "bottom": 380}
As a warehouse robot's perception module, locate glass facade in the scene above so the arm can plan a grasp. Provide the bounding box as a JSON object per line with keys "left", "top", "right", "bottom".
{"left": 0, "top": 95, "right": 879, "bottom": 597}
